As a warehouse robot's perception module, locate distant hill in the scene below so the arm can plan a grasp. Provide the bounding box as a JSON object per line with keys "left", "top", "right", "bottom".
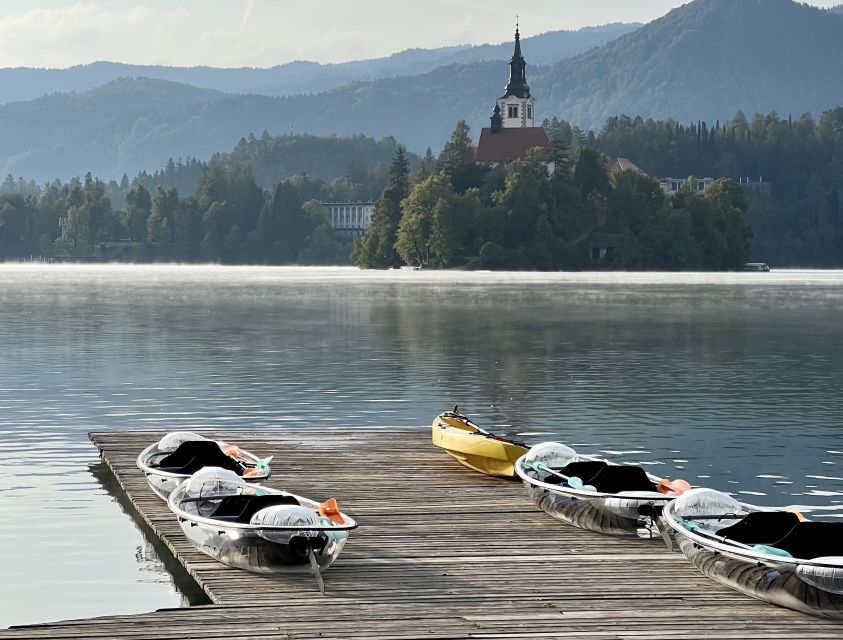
{"left": 0, "top": 23, "right": 638, "bottom": 105}
{"left": 0, "top": 78, "right": 227, "bottom": 181}
{"left": 540, "top": 0, "right": 843, "bottom": 127}
{"left": 829, "top": 5, "right": 843, "bottom": 15}
{"left": 5, "top": 0, "right": 843, "bottom": 182}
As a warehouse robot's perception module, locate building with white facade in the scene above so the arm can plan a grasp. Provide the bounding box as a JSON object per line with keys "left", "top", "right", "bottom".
{"left": 659, "top": 177, "right": 715, "bottom": 196}
{"left": 321, "top": 201, "right": 376, "bottom": 238}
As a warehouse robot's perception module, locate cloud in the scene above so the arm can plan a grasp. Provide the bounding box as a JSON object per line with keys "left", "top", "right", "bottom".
{"left": 0, "top": 3, "right": 193, "bottom": 67}
{"left": 3, "top": 0, "right": 838, "bottom": 69}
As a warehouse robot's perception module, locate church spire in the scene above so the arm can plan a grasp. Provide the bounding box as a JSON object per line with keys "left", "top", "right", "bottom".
{"left": 503, "top": 21, "right": 530, "bottom": 99}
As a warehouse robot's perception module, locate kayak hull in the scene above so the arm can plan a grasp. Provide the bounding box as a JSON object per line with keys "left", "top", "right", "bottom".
{"left": 523, "top": 481, "right": 659, "bottom": 537}
{"left": 674, "top": 529, "right": 843, "bottom": 619}
{"left": 169, "top": 481, "right": 355, "bottom": 576}
{"left": 431, "top": 414, "right": 528, "bottom": 478}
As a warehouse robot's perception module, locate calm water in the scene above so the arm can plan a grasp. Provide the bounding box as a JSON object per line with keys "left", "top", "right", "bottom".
{"left": 1, "top": 265, "right": 842, "bottom": 627}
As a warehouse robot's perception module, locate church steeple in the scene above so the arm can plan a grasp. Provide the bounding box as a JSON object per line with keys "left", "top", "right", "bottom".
{"left": 502, "top": 23, "right": 530, "bottom": 100}
{"left": 496, "top": 20, "right": 535, "bottom": 128}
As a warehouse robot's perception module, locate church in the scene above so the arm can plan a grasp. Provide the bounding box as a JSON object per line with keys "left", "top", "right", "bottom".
{"left": 474, "top": 24, "right": 552, "bottom": 165}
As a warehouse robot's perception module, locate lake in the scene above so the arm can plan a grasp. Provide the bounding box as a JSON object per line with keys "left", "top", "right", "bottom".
{"left": 1, "top": 264, "right": 842, "bottom": 627}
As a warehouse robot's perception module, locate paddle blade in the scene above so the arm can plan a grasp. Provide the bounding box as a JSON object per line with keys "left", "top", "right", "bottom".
{"left": 319, "top": 497, "right": 345, "bottom": 525}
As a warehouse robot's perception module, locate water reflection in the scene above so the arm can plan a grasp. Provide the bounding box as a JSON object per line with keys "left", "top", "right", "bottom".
{"left": 0, "top": 265, "right": 842, "bottom": 626}
{"left": 90, "top": 462, "right": 211, "bottom": 607}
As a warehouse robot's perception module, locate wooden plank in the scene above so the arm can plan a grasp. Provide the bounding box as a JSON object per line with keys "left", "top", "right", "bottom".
{"left": 3, "top": 428, "right": 842, "bottom": 639}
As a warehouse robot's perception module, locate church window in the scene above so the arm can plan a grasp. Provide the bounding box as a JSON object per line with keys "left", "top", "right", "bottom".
{"left": 508, "top": 105, "right": 518, "bottom": 118}
{"left": 527, "top": 105, "right": 532, "bottom": 119}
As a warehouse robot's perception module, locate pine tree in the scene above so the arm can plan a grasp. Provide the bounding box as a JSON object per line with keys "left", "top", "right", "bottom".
{"left": 351, "top": 147, "right": 409, "bottom": 268}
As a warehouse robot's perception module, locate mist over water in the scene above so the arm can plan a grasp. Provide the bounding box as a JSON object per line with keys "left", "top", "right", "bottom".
{"left": 1, "top": 264, "right": 842, "bottom": 626}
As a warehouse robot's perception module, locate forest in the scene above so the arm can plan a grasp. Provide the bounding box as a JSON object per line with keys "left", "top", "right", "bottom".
{"left": 352, "top": 123, "right": 751, "bottom": 270}
{"left": 1, "top": 107, "right": 842, "bottom": 269}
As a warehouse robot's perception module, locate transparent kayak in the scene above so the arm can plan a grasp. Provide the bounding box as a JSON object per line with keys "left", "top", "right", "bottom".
{"left": 515, "top": 442, "right": 690, "bottom": 538}
{"left": 137, "top": 431, "right": 272, "bottom": 500}
{"left": 663, "top": 488, "right": 843, "bottom": 619}
{"left": 168, "top": 468, "right": 357, "bottom": 591}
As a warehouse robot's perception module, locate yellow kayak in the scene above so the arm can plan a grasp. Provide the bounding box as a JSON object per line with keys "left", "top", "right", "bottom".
{"left": 431, "top": 409, "right": 529, "bottom": 478}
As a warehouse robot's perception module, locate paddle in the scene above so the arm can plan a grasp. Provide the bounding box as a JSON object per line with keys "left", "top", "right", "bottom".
{"left": 674, "top": 516, "right": 794, "bottom": 558}
{"left": 444, "top": 406, "right": 531, "bottom": 448}
{"left": 523, "top": 461, "right": 595, "bottom": 491}
{"left": 242, "top": 455, "right": 273, "bottom": 477}
{"left": 308, "top": 548, "right": 326, "bottom": 595}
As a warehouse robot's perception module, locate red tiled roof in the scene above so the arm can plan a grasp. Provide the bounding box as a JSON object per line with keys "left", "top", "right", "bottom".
{"left": 474, "top": 127, "right": 551, "bottom": 163}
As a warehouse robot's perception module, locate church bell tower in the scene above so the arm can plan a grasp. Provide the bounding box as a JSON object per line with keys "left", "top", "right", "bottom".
{"left": 498, "top": 22, "right": 534, "bottom": 128}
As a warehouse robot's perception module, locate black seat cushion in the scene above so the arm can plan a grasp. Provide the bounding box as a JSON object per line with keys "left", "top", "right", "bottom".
{"left": 715, "top": 511, "right": 800, "bottom": 545}
{"left": 772, "top": 522, "right": 843, "bottom": 560}
{"left": 587, "top": 465, "right": 657, "bottom": 494}
{"left": 560, "top": 460, "right": 609, "bottom": 483}
{"left": 210, "top": 494, "right": 301, "bottom": 524}
{"left": 541, "top": 460, "right": 608, "bottom": 485}
{"left": 157, "top": 440, "right": 244, "bottom": 476}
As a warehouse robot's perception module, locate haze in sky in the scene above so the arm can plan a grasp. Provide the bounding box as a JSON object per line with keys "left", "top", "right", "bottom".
{"left": 0, "top": 0, "right": 839, "bottom": 68}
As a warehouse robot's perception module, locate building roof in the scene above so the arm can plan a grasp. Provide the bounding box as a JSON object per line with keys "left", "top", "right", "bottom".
{"left": 475, "top": 127, "right": 551, "bottom": 164}
{"left": 612, "top": 157, "right": 648, "bottom": 176}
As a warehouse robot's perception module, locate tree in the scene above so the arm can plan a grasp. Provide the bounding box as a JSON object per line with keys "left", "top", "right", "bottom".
{"left": 57, "top": 175, "right": 112, "bottom": 255}
{"left": 147, "top": 187, "right": 179, "bottom": 248}
{"left": 439, "top": 120, "right": 474, "bottom": 172}
{"left": 0, "top": 194, "right": 34, "bottom": 258}
{"left": 257, "top": 181, "right": 306, "bottom": 262}
{"left": 706, "top": 178, "right": 752, "bottom": 268}
{"left": 124, "top": 185, "right": 152, "bottom": 242}
{"left": 352, "top": 147, "right": 409, "bottom": 268}
{"left": 439, "top": 120, "right": 486, "bottom": 193}
{"left": 573, "top": 148, "right": 610, "bottom": 197}
{"left": 494, "top": 149, "right": 554, "bottom": 251}
{"left": 396, "top": 172, "right": 479, "bottom": 267}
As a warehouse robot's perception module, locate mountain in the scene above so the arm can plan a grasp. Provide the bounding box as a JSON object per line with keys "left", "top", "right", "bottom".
{"left": 539, "top": 0, "right": 843, "bottom": 127}
{"left": 5, "top": 0, "right": 843, "bottom": 182}
{"left": 0, "top": 23, "right": 638, "bottom": 105}
{"left": 0, "top": 78, "right": 227, "bottom": 181}
{"left": 829, "top": 5, "right": 843, "bottom": 15}
{"left": 0, "top": 65, "right": 508, "bottom": 181}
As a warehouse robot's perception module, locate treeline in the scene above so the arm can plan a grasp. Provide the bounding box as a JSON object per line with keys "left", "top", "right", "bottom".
{"left": 589, "top": 109, "right": 843, "bottom": 265}
{"left": 352, "top": 121, "right": 751, "bottom": 270}
{"left": 0, "top": 132, "right": 412, "bottom": 263}
{"left": 0, "top": 166, "right": 369, "bottom": 264}
{"left": 1, "top": 131, "right": 408, "bottom": 210}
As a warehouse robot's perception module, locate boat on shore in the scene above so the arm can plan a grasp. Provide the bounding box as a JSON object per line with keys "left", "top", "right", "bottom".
{"left": 663, "top": 488, "right": 843, "bottom": 619}
{"left": 744, "top": 262, "right": 771, "bottom": 272}
{"left": 515, "top": 442, "right": 690, "bottom": 538}
{"left": 168, "top": 467, "right": 356, "bottom": 591}
{"left": 432, "top": 409, "right": 529, "bottom": 478}
{"left": 137, "top": 431, "right": 271, "bottom": 500}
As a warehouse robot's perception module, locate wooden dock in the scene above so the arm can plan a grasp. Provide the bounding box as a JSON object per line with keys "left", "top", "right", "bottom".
{"left": 4, "top": 428, "right": 842, "bottom": 639}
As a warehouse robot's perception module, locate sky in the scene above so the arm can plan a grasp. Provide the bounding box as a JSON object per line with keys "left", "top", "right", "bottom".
{"left": 0, "top": 1, "right": 840, "bottom": 68}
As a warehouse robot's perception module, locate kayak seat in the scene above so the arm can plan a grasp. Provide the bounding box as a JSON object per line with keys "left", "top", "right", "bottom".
{"left": 588, "top": 465, "right": 657, "bottom": 494}
{"left": 542, "top": 460, "right": 608, "bottom": 485}
{"left": 561, "top": 460, "right": 609, "bottom": 482}
{"left": 771, "top": 522, "right": 843, "bottom": 560}
{"left": 157, "top": 440, "right": 244, "bottom": 476}
{"left": 210, "top": 494, "right": 301, "bottom": 523}
{"left": 715, "top": 511, "right": 800, "bottom": 545}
